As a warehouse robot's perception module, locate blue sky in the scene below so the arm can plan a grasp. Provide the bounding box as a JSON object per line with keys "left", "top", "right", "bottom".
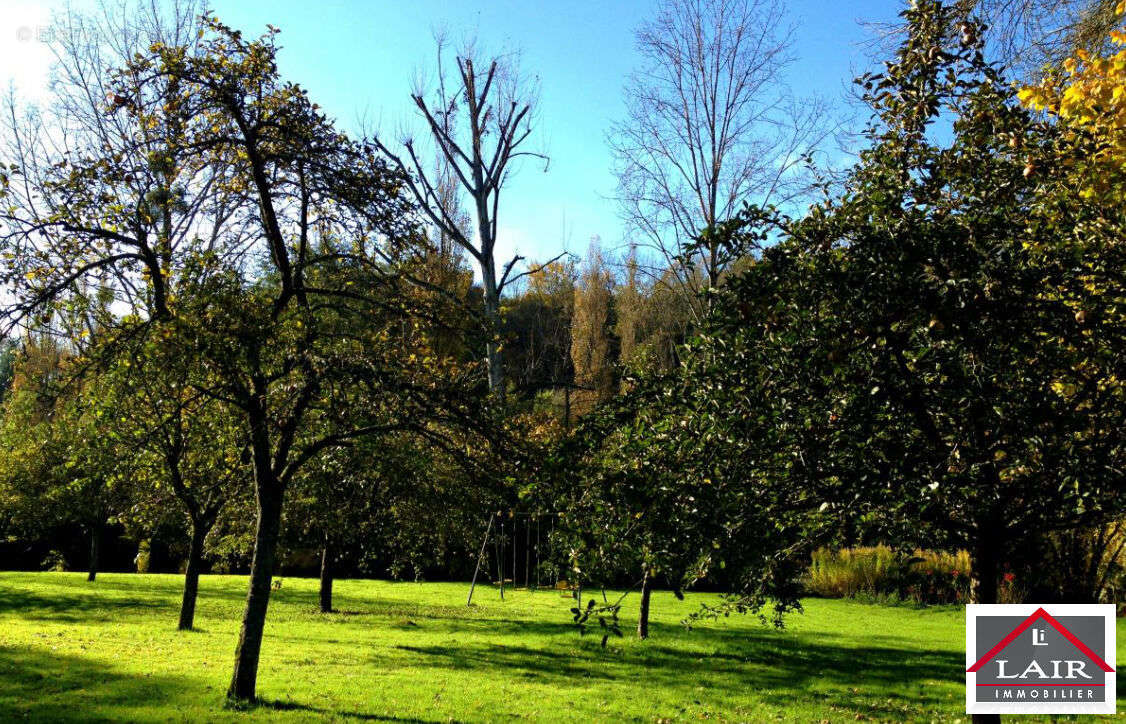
{"left": 1, "top": 0, "right": 904, "bottom": 265}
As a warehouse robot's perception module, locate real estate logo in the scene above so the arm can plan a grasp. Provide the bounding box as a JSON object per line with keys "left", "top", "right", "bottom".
{"left": 966, "top": 604, "right": 1116, "bottom": 715}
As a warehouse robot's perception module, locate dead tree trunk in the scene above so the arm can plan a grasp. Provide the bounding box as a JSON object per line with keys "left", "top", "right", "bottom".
{"left": 480, "top": 251, "right": 505, "bottom": 401}
{"left": 378, "top": 45, "right": 549, "bottom": 405}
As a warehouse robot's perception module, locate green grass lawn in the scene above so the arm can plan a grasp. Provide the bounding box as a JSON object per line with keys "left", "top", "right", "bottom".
{"left": 0, "top": 573, "right": 1121, "bottom": 722}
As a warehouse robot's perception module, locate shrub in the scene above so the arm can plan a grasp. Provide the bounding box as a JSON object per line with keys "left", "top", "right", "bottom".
{"left": 135, "top": 540, "right": 151, "bottom": 573}
{"left": 40, "top": 549, "right": 67, "bottom": 572}
{"left": 1022, "top": 521, "right": 1126, "bottom": 604}
{"left": 806, "top": 546, "right": 972, "bottom": 605}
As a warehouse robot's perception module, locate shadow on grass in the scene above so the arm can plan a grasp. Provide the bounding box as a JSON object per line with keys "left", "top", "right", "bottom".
{"left": 0, "top": 588, "right": 169, "bottom": 622}
{"left": 0, "top": 575, "right": 985, "bottom": 720}
{"left": 0, "top": 573, "right": 531, "bottom": 624}
{"left": 254, "top": 698, "right": 440, "bottom": 722}
{"left": 0, "top": 645, "right": 178, "bottom": 722}
{"left": 0, "top": 574, "right": 279, "bottom": 625}
{"left": 0, "top": 645, "right": 438, "bottom": 723}
{"left": 388, "top": 627, "right": 966, "bottom": 718}
{"left": 53, "top": 575, "right": 254, "bottom": 603}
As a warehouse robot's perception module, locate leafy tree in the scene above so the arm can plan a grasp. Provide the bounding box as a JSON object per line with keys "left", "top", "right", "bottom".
{"left": 569, "top": 242, "right": 618, "bottom": 415}
{"left": 1018, "top": 1, "right": 1126, "bottom": 201}
{"left": 561, "top": 3, "right": 1126, "bottom": 662}
{"left": 1, "top": 17, "right": 496, "bottom": 703}
{"left": 0, "top": 338, "right": 16, "bottom": 403}
{"left": 104, "top": 325, "right": 250, "bottom": 630}
{"left": 502, "top": 257, "right": 575, "bottom": 407}
{"left": 614, "top": 247, "right": 692, "bottom": 376}
{"left": 613, "top": 249, "right": 645, "bottom": 373}
{"left": 285, "top": 446, "right": 378, "bottom": 613}
{"left": 416, "top": 217, "right": 477, "bottom": 364}
{"left": 129, "top": 23, "right": 420, "bottom": 702}
{"left": 287, "top": 420, "right": 506, "bottom": 613}
{"left": 711, "top": 0, "right": 1126, "bottom": 611}
{"left": 0, "top": 338, "right": 73, "bottom": 563}
{"left": 0, "top": 338, "right": 138, "bottom": 581}
{"left": 555, "top": 359, "right": 820, "bottom": 640}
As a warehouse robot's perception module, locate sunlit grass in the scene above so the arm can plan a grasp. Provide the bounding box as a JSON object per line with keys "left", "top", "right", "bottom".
{"left": 0, "top": 572, "right": 1121, "bottom": 721}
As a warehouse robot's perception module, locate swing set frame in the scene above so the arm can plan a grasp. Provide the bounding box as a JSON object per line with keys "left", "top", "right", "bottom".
{"left": 466, "top": 511, "right": 556, "bottom": 605}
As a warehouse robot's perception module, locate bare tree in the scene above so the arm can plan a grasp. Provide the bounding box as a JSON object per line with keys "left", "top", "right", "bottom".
{"left": 375, "top": 36, "right": 556, "bottom": 402}
{"left": 865, "top": 0, "right": 1121, "bottom": 81}
{"left": 609, "top": 0, "right": 832, "bottom": 322}
{"left": 0, "top": 0, "right": 248, "bottom": 329}
{"left": 967, "top": 0, "right": 1117, "bottom": 71}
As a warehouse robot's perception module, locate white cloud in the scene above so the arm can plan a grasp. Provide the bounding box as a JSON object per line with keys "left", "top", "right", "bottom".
{"left": 0, "top": 1, "right": 56, "bottom": 102}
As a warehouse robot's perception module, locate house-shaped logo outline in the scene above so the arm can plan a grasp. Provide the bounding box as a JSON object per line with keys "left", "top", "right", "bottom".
{"left": 966, "top": 606, "right": 1115, "bottom": 674}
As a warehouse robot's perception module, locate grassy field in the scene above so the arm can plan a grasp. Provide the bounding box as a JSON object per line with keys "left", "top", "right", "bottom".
{"left": 0, "top": 573, "right": 1121, "bottom": 722}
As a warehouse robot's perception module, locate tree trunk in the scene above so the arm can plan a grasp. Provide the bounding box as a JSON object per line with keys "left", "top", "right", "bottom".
{"left": 178, "top": 523, "right": 207, "bottom": 631}
{"left": 227, "top": 489, "right": 283, "bottom": 702}
{"left": 638, "top": 571, "right": 652, "bottom": 639}
{"left": 87, "top": 522, "right": 101, "bottom": 582}
{"left": 972, "top": 538, "right": 999, "bottom": 606}
{"left": 319, "top": 540, "right": 333, "bottom": 614}
{"left": 481, "top": 260, "right": 505, "bottom": 402}
{"left": 971, "top": 536, "right": 1002, "bottom": 724}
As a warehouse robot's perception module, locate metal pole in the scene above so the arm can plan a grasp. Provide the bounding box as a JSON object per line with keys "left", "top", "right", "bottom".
{"left": 466, "top": 516, "right": 494, "bottom": 606}
{"left": 551, "top": 517, "right": 558, "bottom": 587}
{"left": 498, "top": 519, "right": 505, "bottom": 601}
